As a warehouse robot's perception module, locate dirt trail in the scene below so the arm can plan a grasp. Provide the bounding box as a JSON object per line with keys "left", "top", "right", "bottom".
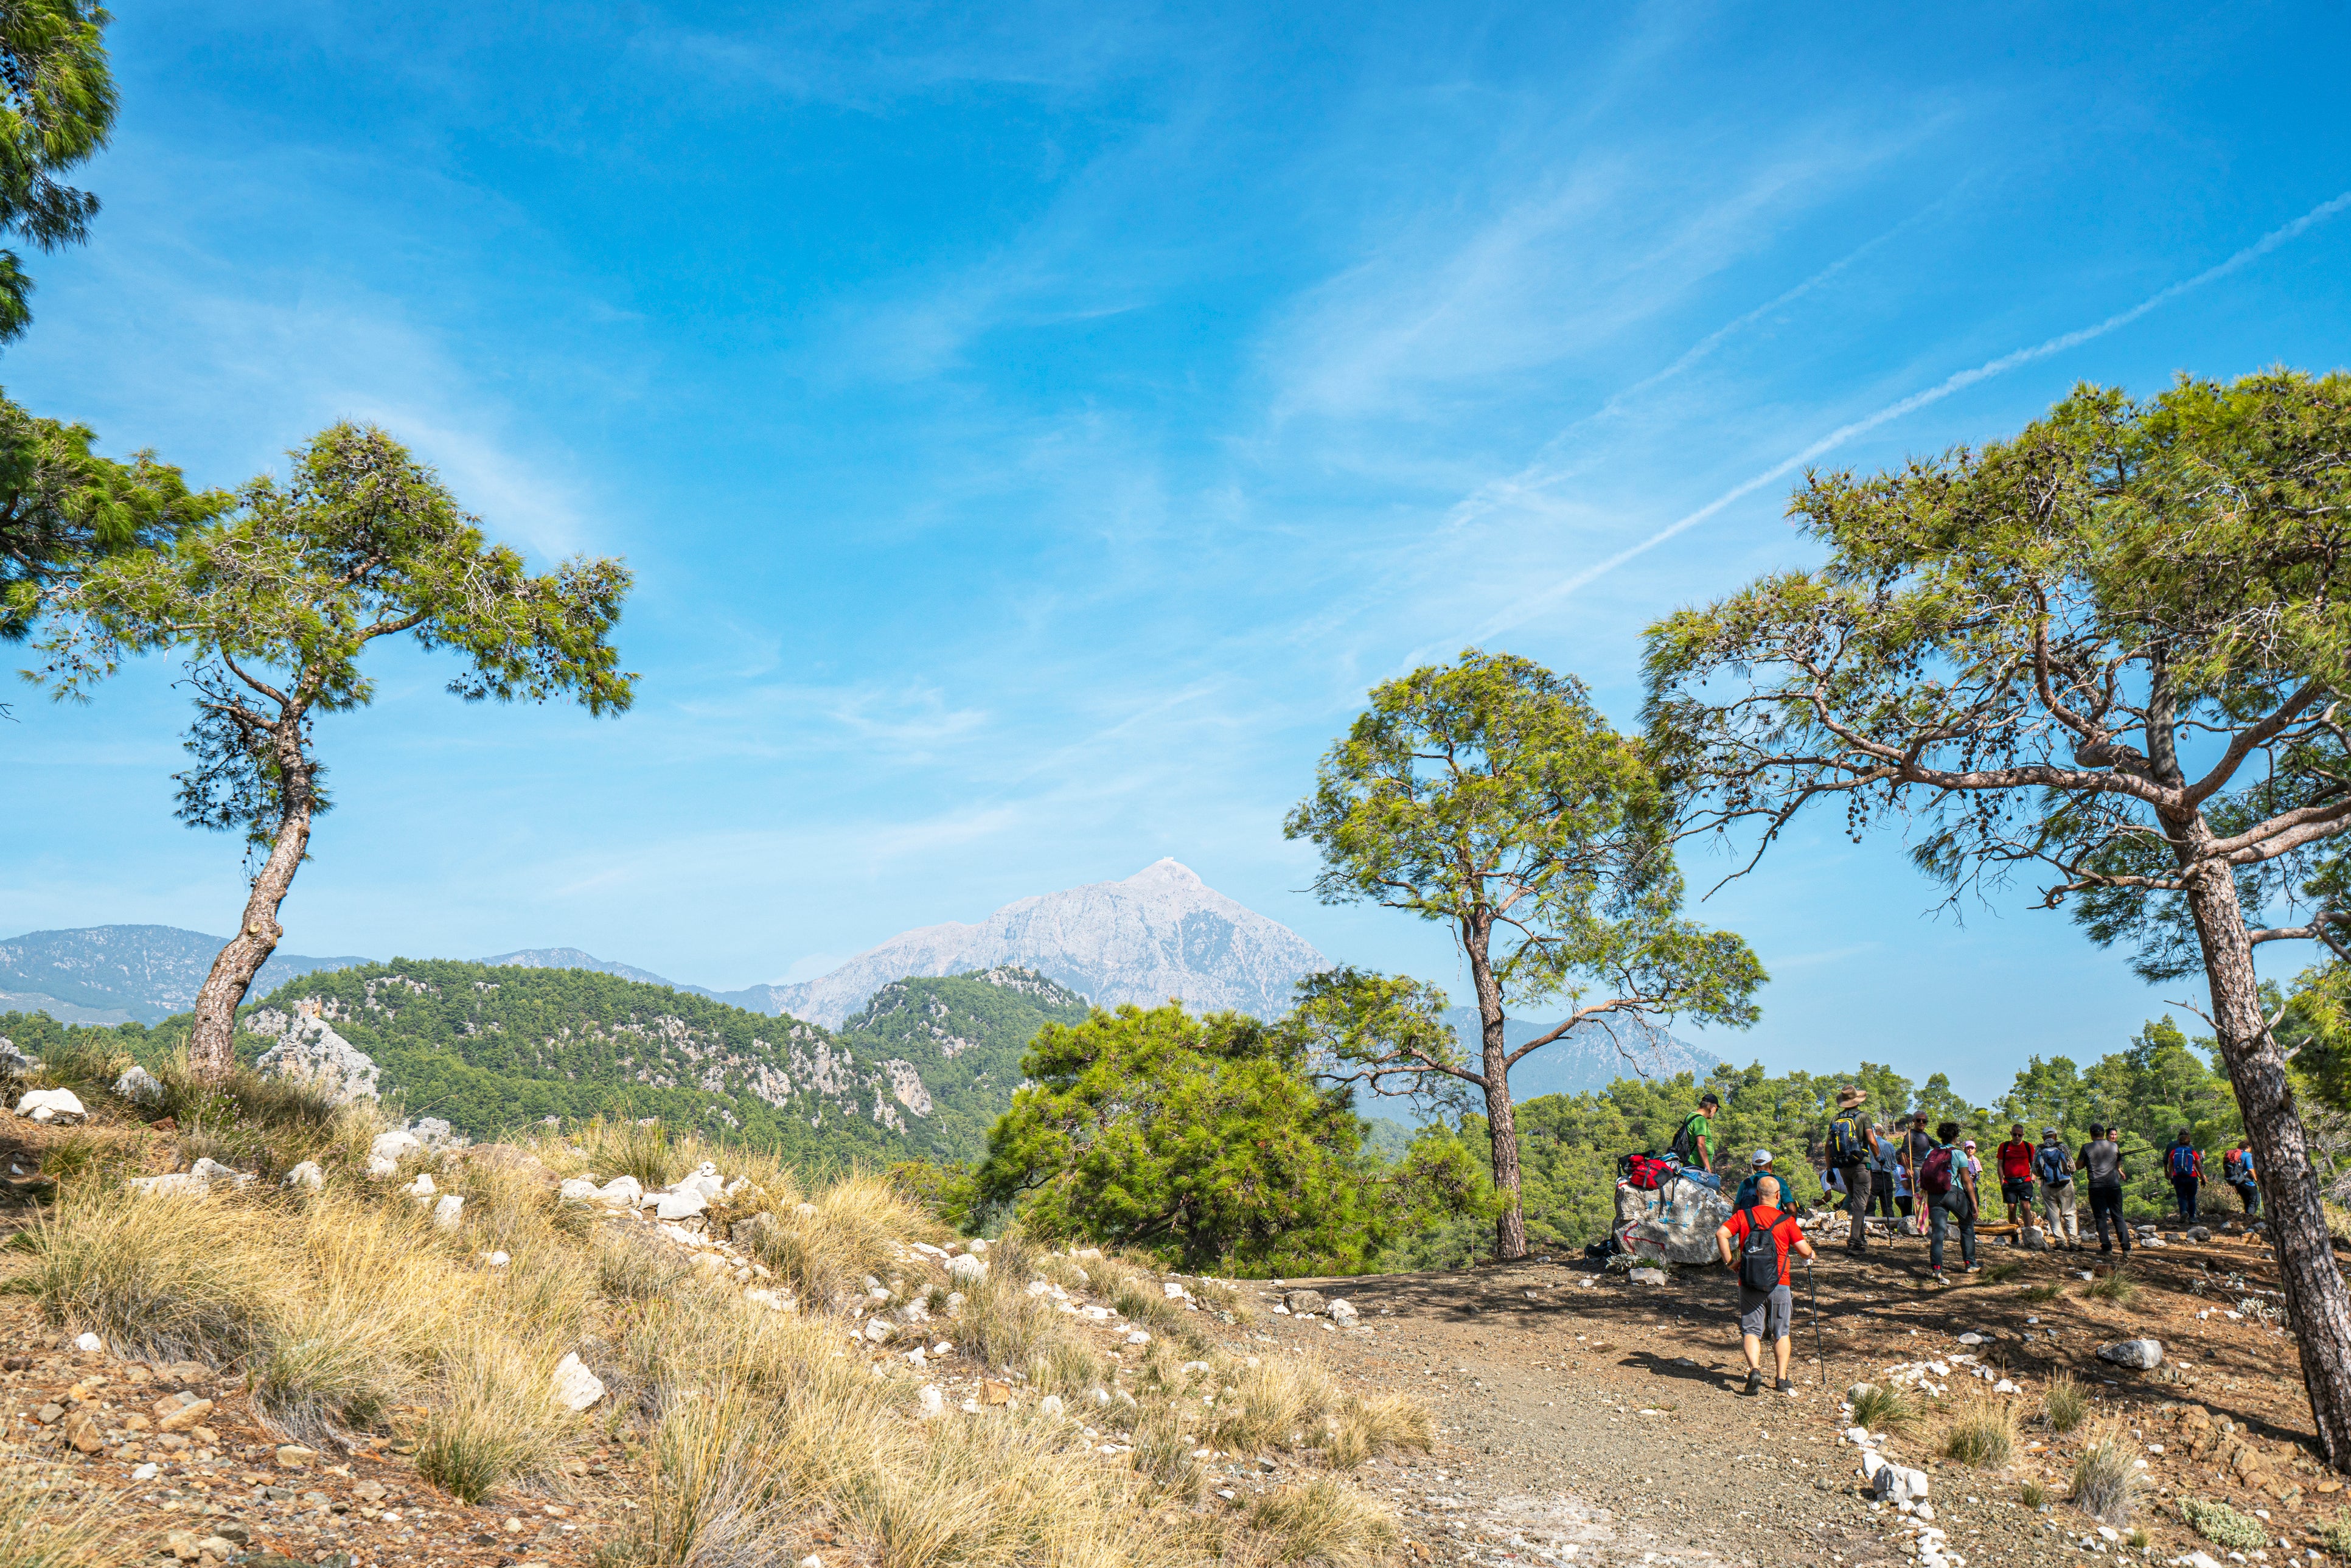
{"left": 1267, "top": 1221, "right": 2338, "bottom": 1568}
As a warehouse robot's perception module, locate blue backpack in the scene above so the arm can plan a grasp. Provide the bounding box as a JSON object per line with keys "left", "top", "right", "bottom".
{"left": 2036, "top": 1144, "right": 2073, "bottom": 1185}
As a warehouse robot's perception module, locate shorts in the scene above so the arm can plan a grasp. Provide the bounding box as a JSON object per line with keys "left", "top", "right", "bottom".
{"left": 1738, "top": 1284, "right": 1792, "bottom": 1341}
{"left": 2001, "top": 1177, "right": 2034, "bottom": 1204}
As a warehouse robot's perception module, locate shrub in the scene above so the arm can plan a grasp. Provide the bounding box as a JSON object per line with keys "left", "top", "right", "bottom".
{"left": 2020, "top": 1479, "right": 2049, "bottom": 1509}
{"left": 2321, "top": 1510, "right": 2351, "bottom": 1558}
{"left": 628, "top": 1382, "right": 789, "bottom": 1568}
{"left": 1325, "top": 1393, "right": 1433, "bottom": 1470}
{"left": 2069, "top": 1421, "right": 2141, "bottom": 1526}
{"left": 2041, "top": 1373, "right": 2089, "bottom": 1434}
{"left": 573, "top": 1117, "right": 684, "bottom": 1191}
{"left": 249, "top": 1299, "right": 408, "bottom": 1440}
{"left": 2023, "top": 1281, "right": 2066, "bottom": 1302}
{"left": 1849, "top": 1384, "right": 1917, "bottom": 1437}
{"left": 28, "top": 1188, "right": 287, "bottom": 1364}
{"left": 740, "top": 1174, "right": 941, "bottom": 1309}
{"left": 1979, "top": 1263, "right": 2022, "bottom": 1284}
{"left": 1941, "top": 1396, "right": 2016, "bottom": 1468}
{"left": 1245, "top": 1475, "right": 1399, "bottom": 1567}
{"left": 2085, "top": 1269, "right": 2138, "bottom": 1305}
{"left": 2180, "top": 1497, "right": 2268, "bottom": 1550}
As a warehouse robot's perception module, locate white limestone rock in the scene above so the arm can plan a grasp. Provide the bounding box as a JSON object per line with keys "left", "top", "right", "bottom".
{"left": 371, "top": 1130, "right": 423, "bottom": 1164}
{"left": 113, "top": 1065, "right": 165, "bottom": 1107}
{"left": 653, "top": 1188, "right": 708, "bottom": 1221}
{"left": 189, "top": 1157, "right": 253, "bottom": 1187}
{"left": 1628, "top": 1266, "right": 1669, "bottom": 1285}
{"left": 433, "top": 1194, "right": 465, "bottom": 1230}
{"left": 284, "top": 1161, "right": 325, "bottom": 1190}
{"left": 559, "top": 1177, "right": 599, "bottom": 1201}
{"left": 14, "top": 1088, "right": 85, "bottom": 1123}
{"left": 1327, "top": 1299, "right": 1360, "bottom": 1326}
{"left": 246, "top": 1005, "right": 381, "bottom": 1103}
{"left": 594, "top": 1175, "right": 644, "bottom": 1207}
{"left": 947, "top": 1253, "right": 987, "bottom": 1283}
{"left": 0, "top": 1039, "right": 38, "bottom": 1078}
{"left": 550, "top": 1353, "right": 605, "bottom": 1411}
{"left": 2096, "top": 1338, "right": 2163, "bottom": 1370}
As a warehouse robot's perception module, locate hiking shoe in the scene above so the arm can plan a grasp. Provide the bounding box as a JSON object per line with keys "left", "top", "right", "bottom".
{"left": 1743, "top": 1369, "right": 1763, "bottom": 1396}
{"left": 1965, "top": 1263, "right": 1982, "bottom": 1274}
{"left": 1775, "top": 1378, "right": 1796, "bottom": 1395}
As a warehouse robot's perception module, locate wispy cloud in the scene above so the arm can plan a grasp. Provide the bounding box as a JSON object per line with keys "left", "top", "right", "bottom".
{"left": 1474, "top": 187, "right": 2351, "bottom": 639}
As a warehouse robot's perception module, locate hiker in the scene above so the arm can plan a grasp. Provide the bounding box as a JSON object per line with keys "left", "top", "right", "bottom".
{"left": 2165, "top": 1129, "right": 2204, "bottom": 1223}
{"left": 1996, "top": 1123, "right": 2038, "bottom": 1227}
{"left": 2036, "top": 1127, "right": 2080, "bottom": 1250}
{"left": 1827, "top": 1085, "right": 1879, "bottom": 1253}
{"left": 1735, "top": 1148, "right": 1791, "bottom": 1210}
{"left": 1923, "top": 1120, "right": 1979, "bottom": 1280}
{"left": 1869, "top": 1124, "right": 1900, "bottom": 1224}
{"left": 1899, "top": 1112, "right": 1934, "bottom": 1235}
{"left": 2081, "top": 1123, "right": 2130, "bottom": 1255}
{"left": 1715, "top": 1173, "right": 1815, "bottom": 1396}
{"left": 1671, "top": 1092, "right": 1723, "bottom": 1191}
{"left": 2223, "top": 1137, "right": 2260, "bottom": 1216}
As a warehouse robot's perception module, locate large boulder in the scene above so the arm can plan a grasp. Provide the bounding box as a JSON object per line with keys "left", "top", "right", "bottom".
{"left": 0, "top": 1039, "right": 37, "bottom": 1078}
{"left": 1283, "top": 1289, "right": 1327, "bottom": 1316}
{"left": 1615, "top": 1175, "right": 1732, "bottom": 1265}
{"left": 14, "top": 1088, "right": 85, "bottom": 1123}
{"left": 113, "top": 1065, "right": 165, "bottom": 1107}
{"left": 246, "top": 1006, "right": 381, "bottom": 1104}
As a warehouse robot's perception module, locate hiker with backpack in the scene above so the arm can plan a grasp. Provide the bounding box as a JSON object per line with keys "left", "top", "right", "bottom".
{"left": 1869, "top": 1123, "right": 1901, "bottom": 1224}
{"left": 1715, "top": 1173, "right": 1815, "bottom": 1396}
{"left": 2081, "top": 1123, "right": 2130, "bottom": 1255}
{"left": 1827, "top": 1085, "right": 1879, "bottom": 1253}
{"left": 1996, "top": 1123, "right": 2038, "bottom": 1227}
{"left": 1671, "top": 1092, "right": 1724, "bottom": 1191}
{"left": 2036, "top": 1127, "right": 2080, "bottom": 1249}
{"left": 2165, "top": 1130, "right": 2205, "bottom": 1223}
{"left": 1734, "top": 1148, "right": 1791, "bottom": 1211}
{"left": 1898, "top": 1111, "right": 1934, "bottom": 1235}
{"left": 2223, "top": 1138, "right": 2260, "bottom": 1216}
{"left": 1921, "top": 1120, "right": 1979, "bottom": 1281}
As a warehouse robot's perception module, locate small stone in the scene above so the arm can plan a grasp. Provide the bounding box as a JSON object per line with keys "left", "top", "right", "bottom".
{"left": 947, "top": 1253, "right": 987, "bottom": 1283}
{"left": 2188, "top": 1225, "right": 2213, "bottom": 1242}
{"left": 370, "top": 1130, "right": 423, "bottom": 1164}
{"left": 1040, "top": 1394, "right": 1065, "bottom": 1416}
{"left": 917, "top": 1384, "right": 945, "bottom": 1419}
{"left": 1328, "top": 1299, "right": 1360, "bottom": 1326}
{"left": 275, "top": 1444, "right": 316, "bottom": 1469}
{"left": 485, "top": 1250, "right": 511, "bottom": 1267}
{"left": 72, "top": 1331, "right": 102, "bottom": 1353}
{"left": 1125, "top": 1329, "right": 1151, "bottom": 1345}
{"left": 1629, "top": 1267, "right": 1668, "bottom": 1285}
{"left": 405, "top": 1173, "right": 436, "bottom": 1199}
{"left": 559, "top": 1177, "right": 598, "bottom": 1201}
{"left": 1956, "top": 1333, "right": 1983, "bottom": 1346}
{"left": 131, "top": 1462, "right": 159, "bottom": 1479}
{"left": 801, "top": 1556, "right": 823, "bottom": 1568}
{"left": 652, "top": 1188, "right": 707, "bottom": 1221}
{"left": 551, "top": 1353, "right": 605, "bottom": 1411}
{"left": 2097, "top": 1339, "right": 2163, "bottom": 1370}
{"left": 1282, "top": 1289, "right": 1327, "bottom": 1315}
{"left": 594, "top": 1175, "right": 643, "bottom": 1206}
{"left": 432, "top": 1194, "right": 465, "bottom": 1230}
{"left": 156, "top": 1397, "right": 215, "bottom": 1433}
{"left": 283, "top": 1160, "right": 325, "bottom": 1190}
{"left": 981, "top": 1379, "right": 1012, "bottom": 1406}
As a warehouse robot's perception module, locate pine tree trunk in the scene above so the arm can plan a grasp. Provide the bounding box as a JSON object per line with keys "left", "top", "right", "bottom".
{"left": 1468, "top": 930, "right": 1527, "bottom": 1260}
{"left": 187, "top": 755, "right": 316, "bottom": 1081}
{"left": 2178, "top": 828, "right": 2351, "bottom": 1468}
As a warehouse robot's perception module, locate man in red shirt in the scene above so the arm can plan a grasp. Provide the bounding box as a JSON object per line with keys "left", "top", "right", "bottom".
{"left": 1996, "top": 1123, "right": 2038, "bottom": 1228}
{"left": 1715, "top": 1174, "right": 1816, "bottom": 1396}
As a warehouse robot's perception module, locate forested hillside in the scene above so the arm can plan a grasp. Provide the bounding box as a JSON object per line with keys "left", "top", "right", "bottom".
{"left": 0, "top": 958, "right": 1095, "bottom": 1166}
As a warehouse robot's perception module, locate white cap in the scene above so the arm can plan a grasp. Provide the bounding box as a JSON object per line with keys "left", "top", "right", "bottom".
{"left": 1751, "top": 1148, "right": 1772, "bottom": 1166}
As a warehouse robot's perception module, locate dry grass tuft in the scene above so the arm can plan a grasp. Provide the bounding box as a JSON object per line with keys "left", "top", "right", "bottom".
{"left": 1848, "top": 1384, "right": 1917, "bottom": 1437}
{"left": 1211, "top": 1356, "right": 1340, "bottom": 1455}
{"left": 739, "top": 1174, "right": 941, "bottom": 1309}
{"left": 0, "top": 1462, "right": 122, "bottom": 1568}
{"left": 413, "top": 1329, "right": 580, "bottom": 1504}
{"left": 27, "top": 1187, "right": 287, "bottom": 1364}
{"left": 2069, "top": 1420, "right": 2142, "bottom": 1526}
{"left": 1244, "top": 1474, "right": 1399, "bottom": 1567}
{"left": 2085, "top": 1267, "right": 2138, "bottom": 1304}
{"left": 571, "top": 1117, "right": 686, "bottom": 1190}
{"left": 626, "top": 1382, "right": 790, "bottom": 1568}
{"left": 2041, "top": 1373, "right": 2089, "bottom": 1434}
{"left": 1325, "top": 1393, "right": 1433, "bottom": 1471}
{"left": 1941, "top": 1395, "right": 2016, "bottom": 1468}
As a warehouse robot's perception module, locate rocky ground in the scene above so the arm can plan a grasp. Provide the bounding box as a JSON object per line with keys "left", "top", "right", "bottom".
{"left": 1258, "top": 1213, "right": 2346, "bottom": 1568}
{"left": 7, "top": 1084, "right": 2344, "bottom": 1568}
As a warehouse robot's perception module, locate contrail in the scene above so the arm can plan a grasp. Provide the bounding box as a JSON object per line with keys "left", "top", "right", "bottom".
{"left": 1475, "top": 188, "right": 2351, "bottom": 640}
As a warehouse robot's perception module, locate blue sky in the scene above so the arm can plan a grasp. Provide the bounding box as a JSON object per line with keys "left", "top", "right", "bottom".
{"left": 9, "top": 1, "right": 2351, "bottom": 1103}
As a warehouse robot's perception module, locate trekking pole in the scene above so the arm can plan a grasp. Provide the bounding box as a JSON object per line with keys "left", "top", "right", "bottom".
{"left": 1807, "top": 1258, "right": 1825, "bottom": 1392}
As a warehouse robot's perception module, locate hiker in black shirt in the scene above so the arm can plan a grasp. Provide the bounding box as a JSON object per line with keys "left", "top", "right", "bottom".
{"left": 2081, "top": 1124, "right": 2129, "bottom": 1255}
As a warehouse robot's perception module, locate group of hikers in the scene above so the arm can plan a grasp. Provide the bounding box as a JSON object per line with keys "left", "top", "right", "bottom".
{"left": 1656, "top": 1087, "right": 2265, "bottom": 1398}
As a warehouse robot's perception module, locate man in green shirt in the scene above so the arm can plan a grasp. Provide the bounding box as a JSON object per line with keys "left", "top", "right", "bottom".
{"left": 1672, "top": 1092, "right": 1723, "bottom": 1191}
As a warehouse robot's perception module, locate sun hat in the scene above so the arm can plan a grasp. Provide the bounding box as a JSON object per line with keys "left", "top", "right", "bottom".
{"left": 1836, "top": 1085, "right": 1867, "bottom": 1108}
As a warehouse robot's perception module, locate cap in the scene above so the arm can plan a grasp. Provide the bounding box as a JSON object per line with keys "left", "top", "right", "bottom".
{"left": 1963, "top": 1139, "right": 1977, "bottom": 1149}
{"left": 1751, "top": 1149, "right": 1772, "bottom": 1166}
{"left": 2043, "top": 1127, "right": 2059, "bottom": 1137}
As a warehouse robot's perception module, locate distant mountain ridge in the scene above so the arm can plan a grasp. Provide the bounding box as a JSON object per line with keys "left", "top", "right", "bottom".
{"left": 764, "top": 859, "right": 1328, "bottom": 1026}
{"left": 0, "top": 925, "right": 374, "bottom": 1025}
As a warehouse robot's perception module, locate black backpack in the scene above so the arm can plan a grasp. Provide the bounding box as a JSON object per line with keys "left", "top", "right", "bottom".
{"left": 1739, "top": 1210, "right": 1786, "bottom": 1293}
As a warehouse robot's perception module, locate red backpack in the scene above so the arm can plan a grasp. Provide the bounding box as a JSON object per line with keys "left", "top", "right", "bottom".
{"left": 1620, "top": 1152, "right": 1677, "bottom": 1190}
{"left": 1921, "top": 1145, "right": 1956, "bottom": 1198}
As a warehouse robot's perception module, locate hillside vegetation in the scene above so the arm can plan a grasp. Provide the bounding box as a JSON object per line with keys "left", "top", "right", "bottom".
{"left": 0, "top": 961, "right": 1096, "bottom": 1168}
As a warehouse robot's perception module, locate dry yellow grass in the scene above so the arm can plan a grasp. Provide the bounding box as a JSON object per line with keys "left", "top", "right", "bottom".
{"left": 1245, "top": 1474, "right": 1401, "bottom": 1566}
{"left": 0, "top": 1462, "right": 124, "bottom": 1568}
{"left": 26, "top": 1186, "right": 289, "bottom": 1364}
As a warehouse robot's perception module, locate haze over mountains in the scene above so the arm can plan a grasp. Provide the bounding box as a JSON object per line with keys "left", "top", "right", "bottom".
{"left": 2, "top": 857, "right": 1721, "bottom": 1095}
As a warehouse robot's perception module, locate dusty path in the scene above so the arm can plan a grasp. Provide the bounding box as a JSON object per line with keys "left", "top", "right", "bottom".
{"left": 1263, "top": 1221, "right": 2336, "bottom": 1568}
